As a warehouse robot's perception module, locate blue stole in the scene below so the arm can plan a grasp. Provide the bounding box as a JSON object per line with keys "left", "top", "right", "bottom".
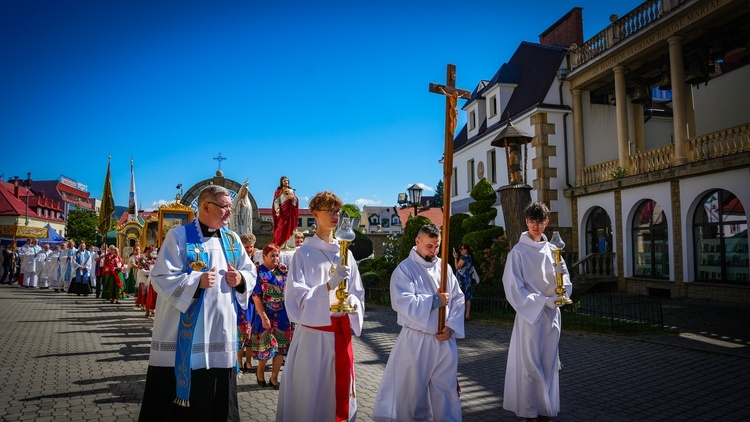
{"left": 174, "top": 221, "right": 242, "bottom": 407}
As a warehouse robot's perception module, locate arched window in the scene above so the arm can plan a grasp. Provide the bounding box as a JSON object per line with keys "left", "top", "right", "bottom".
{"left": 585, "top": 207, "right": 612, "bottom": 254}
{"left": 694, "top": 190, "right": 748, "bottom": 283}
{"left": 632, "top": 200, "right": 669, "bottom": 279}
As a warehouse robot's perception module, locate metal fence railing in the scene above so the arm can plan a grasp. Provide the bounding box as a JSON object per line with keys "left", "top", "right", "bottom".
{"left": 365, "top": 287, "right": 664, "bottom": 334}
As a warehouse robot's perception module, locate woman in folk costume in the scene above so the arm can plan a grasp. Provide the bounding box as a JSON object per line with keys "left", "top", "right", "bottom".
{"left": 251, "top": 243, "right": 294, "bottom": 389}
{"left": 102, "top": 245, "right": 126, "bottom": 304}
{"left": 61, "top": 241, "right": 75, "bottom": 292}
{"left": 135, "top": 245, "right": 153, "bottom": 309}
{"left": 272, "top": 176, "right": 299, "bottom": 249}
{"left": 126, "top": 245, "right": 142, "bottom": 295}
{"left": 276, "top": 191, "right": 365, "bottom": 422}
{"left": 144, "top": 246, "right": 159, "bottom": 317}
{"left": 502, "top": 201, "right": 572, "bottom": 422}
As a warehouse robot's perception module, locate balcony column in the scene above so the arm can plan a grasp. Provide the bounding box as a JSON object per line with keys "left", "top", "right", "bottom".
{"left": 633, "top": 103, "right": 645, "bottom": 154}
{"left": 572, "top": 88, "right": 585, "bottom": 186}
{"left": 668, "top": 35, "right": 688, "bottom": 164}
{"left": 613, "top": 65, "right": 630, "bottom": 168}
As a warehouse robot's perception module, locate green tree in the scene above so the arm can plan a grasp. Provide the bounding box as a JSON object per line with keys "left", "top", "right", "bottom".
{"left": 397, "top": 215, "right": 432, "bottom": 262}
{"left": 66, "top": 208, "right": 99, "bottom": 245}
{"left": 349, "top": 230, "right": 373, "bottom": 261}
{"left": 433, "top": 180, "right": 444, "bottom": 207}
{"left": 342, "top": 203, "right": 361, "bottom": 219}
{"left": 461, "top": 178, "right": 503, "bottom": 278}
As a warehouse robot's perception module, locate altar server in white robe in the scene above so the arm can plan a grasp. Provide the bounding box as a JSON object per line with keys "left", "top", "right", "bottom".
{"left": 276, "top": 191, "right": 365, "bottom": 422}
{"left": 373, "top": 223, "right": 465, "bottom": 422}
{"left": 36, "top": 244, "right": 52, "bottom": 289}
{"left": 61, "top": 241, "right": 75, "bottom": 292}
{"left": 138, "top": 185, "right": 256, "bottom": 422}
{"left": 502, "top": 201, "right": 572, "bottom": 422}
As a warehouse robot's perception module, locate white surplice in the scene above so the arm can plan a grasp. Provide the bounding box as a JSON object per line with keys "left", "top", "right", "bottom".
{"left": 373, "top": 247, "right": 465, "bottom": 422}
{"left": 276, "top": 235, "right": 365, "bottom": 422}
{"left": 41, "top": 250, "right": 58, "bottom": 287}
{"left": 35, "top": 250, "right": 51, "bottom": 288}
{"left": 502, "top": 232, "right": 572, "bottom": 419}
{"left": 147, "top": 221, "right": 256, "bottom": 369}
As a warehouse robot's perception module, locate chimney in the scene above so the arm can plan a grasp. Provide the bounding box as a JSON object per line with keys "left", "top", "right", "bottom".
{"left": 13, "top": 178, "right": 20, "bottom": 197}
{"left": 539, "top": 7, "right": 583, "bottom": 48}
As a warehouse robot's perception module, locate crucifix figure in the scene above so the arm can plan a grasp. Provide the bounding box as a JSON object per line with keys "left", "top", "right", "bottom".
{"left": 429, "top": 64, "right": 471, "bottom": 332}
{"left": 213, "top": 152, "right": 227, "bottom": 170}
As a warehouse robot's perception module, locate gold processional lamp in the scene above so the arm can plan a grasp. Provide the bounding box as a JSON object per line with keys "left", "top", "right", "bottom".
{"left": 330, "top": 214, "right": 359, "bottom": 313}
{"left": 549, "top": 231, "right": 573, "bottom": 306}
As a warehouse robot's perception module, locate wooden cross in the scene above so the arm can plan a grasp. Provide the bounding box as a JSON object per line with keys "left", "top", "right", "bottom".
{"left": 429, "top": 64, "right": 471, "bottom": 333}
{"left": 213, "top": 152, "right": 227, "bottom": 170}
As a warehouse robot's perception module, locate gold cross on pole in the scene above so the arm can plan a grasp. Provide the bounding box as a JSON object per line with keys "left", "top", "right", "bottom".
{"left": 429, "top": 64, "right": 471, "bottom": 333}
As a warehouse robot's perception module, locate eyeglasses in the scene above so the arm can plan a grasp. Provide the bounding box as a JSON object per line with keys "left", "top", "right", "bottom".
{"left": 526, "top": 219, "right": 547, "bottom": 227}
{"left": 207, "top": 202, "right": 232, "bottom": 212}
{"left": 319, "top": 209, "right": 341, "bottom": 216}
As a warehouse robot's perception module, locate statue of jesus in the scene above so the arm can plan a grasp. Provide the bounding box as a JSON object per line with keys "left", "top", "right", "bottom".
{"left": 272, "top": 176, "right": 299, "bottom": 249}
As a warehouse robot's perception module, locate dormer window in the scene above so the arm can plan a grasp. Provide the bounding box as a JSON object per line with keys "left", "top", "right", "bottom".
{"left": 489, "top": 96, "right": 497, "bottom": 117}
{"left": 469, "top": 110, "right": 477, "bottom": 130}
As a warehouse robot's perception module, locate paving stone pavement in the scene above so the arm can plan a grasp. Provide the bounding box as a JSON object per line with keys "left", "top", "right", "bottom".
{"left": 1, "top": 284, "right": 749, "bottom": 421}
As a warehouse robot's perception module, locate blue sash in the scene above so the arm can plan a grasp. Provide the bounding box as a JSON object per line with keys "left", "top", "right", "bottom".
{"left": 174, "top": 221, "right": 242, "bottom": 407}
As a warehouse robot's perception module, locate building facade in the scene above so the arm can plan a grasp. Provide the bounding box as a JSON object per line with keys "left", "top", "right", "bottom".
{"left": 451, "top": 0, "right": 750, "bottom": 303}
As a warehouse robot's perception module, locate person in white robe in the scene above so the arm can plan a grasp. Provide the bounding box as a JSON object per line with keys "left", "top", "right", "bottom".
{"left": 35, "top": 244, "right": 52, "bottom": 289}
{"left": 61, "top": 241, "right": 75, "bottom": 292}
{"left": 502, "top": 201, "right": 572, "bottom": 422}
{"left": 373, "top": 223, "right": 465, "bottom": 422}
{"left": 87, "top": 246, "right": 97, "bottom": 289}
{"left": 276, "top": 191, "right": 365, "bottom": 422}
{"left": 138, "top": 185, "right": 256, "bottom": 422}
{"left": 20, "top": 239, "right": 42, "bottom": 288}
{"left": 52, "top": 244, "right": 68, "bottom": 292}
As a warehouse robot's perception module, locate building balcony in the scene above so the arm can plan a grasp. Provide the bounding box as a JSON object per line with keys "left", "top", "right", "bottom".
{"left": 574, "top": 122, "right": 750, "bottom": 193}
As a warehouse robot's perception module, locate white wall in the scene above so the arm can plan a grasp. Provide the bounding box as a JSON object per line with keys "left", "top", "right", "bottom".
{"left": 583, "top": 98, "right": 619, "bottom": 164}
{"left": 693, "top": 64, "right": 750, "bottom": 135}
{"left": 643, "top": 115, "right": 673, "bottom": 151}
{"left": 680, "top": 167, "right": 750, "bottom": 281}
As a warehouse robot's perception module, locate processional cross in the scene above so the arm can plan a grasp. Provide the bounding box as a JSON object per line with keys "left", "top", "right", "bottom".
{"left": 213, "top": 152, "right": 227, "bottom": 170}
{"left": 429, "top": 64, "right": 471, "bottom": 332}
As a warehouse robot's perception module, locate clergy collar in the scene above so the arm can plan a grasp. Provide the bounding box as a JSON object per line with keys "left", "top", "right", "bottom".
{"left": 199, "top": 221, "right": 220, "bottom": 238}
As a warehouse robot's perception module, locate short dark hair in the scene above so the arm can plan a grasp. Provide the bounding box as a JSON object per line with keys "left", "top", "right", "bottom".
{"left": 525, "top": 201, "right": 550, "bottom": 222}
{"left": 418, "top": 224, "right": 441, "bottom": 238}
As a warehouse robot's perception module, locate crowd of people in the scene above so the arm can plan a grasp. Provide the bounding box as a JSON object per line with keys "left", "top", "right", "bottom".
{"left": 2, "top": 184, "right": 571, "bottom": 422}
{"left": 0, "top": 239, "right": 162, "bottom": 311}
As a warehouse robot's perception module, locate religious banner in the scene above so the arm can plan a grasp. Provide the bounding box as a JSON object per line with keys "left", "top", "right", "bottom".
{"left": 0, "top": 225, "right": 48, "bottom": 239}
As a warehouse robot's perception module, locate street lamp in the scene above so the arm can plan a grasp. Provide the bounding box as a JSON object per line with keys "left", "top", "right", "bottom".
{"left": 176, "top": 183, "right": 183, "bottom": 201}
{"left": 24, "top": 172, "right": 31, "bottom": 226}
{"left": 407, "top": 184, "right": 423, "bottom": 218}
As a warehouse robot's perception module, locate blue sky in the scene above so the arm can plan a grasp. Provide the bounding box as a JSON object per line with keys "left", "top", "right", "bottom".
{"left": 1, "top": 0, "right": 643, "bottom": 210}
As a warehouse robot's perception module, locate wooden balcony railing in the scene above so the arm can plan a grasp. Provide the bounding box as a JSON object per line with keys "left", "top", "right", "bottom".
{"left": 689, "top": 123, "right": 750, "bottom": 160}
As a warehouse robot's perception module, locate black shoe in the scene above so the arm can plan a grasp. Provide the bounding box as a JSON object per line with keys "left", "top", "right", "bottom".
{"left": 256, "top": 376, "right": 266, "bottom": 387}
{"left": 270, "top": 380, "right": 280, "bottom": 390}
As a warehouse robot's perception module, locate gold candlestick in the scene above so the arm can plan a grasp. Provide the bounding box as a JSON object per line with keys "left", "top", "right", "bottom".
{"left": 330, "top": 216, "right": 358, "bottom": 314}
{"left": 549, "top": 231, "right": 573, "bottom": 306}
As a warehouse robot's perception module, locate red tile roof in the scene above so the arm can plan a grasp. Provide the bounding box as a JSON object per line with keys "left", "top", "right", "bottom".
{"left": 396, "top": 206, "right": 444, "bottom": 228}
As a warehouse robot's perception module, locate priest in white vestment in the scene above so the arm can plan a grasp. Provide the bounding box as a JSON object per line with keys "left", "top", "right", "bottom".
{"left": 373, "top": 223, "right": 465, "bottom": 422}
{"left": 138, "top": 186, "right": 256, "bottom": 422}
{"left": 502, "top": 201, "right": 572, "bottom": 421}
{"left": 276, "top": 191, "right": 365, "bottom": 422}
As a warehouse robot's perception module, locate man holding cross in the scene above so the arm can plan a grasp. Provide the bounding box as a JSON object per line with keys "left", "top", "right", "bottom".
{"left": 373, "top": 224, "right": 465, "bottom": 421}
{"left": 138, "top": 185, "right": 257, "bottom": 421}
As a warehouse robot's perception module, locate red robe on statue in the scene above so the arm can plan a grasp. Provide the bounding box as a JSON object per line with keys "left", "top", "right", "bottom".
{"left": 273, "top": 187, "right": 299, "bottom": 247}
